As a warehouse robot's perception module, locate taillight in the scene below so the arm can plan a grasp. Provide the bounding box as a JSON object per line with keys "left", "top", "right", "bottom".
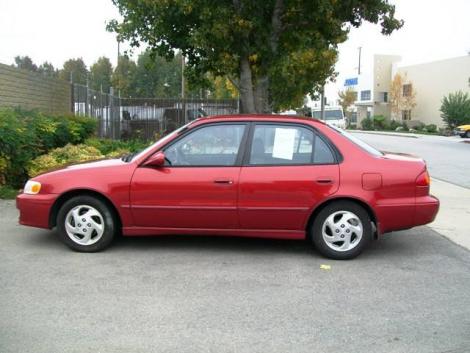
{"left": 416, "top": 169, "right": 430, "bottom": 187}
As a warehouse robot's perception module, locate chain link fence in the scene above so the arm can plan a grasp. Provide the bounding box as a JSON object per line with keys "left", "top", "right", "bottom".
{"left": 72, "top": 84, "right": 240, "bottom": 141}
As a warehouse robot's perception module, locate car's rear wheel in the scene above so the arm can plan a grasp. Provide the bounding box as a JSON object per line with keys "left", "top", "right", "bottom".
{"left": 311, "top": 201, "right": 372, "bottom": 260}
{"left": 56, "top": 196, "right": 116, "bottom": 252}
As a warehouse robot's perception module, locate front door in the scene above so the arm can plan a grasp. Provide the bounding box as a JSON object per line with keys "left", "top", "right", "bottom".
{"left": 130, "top": 123, "right": 247, "bottom": 229}
{"left": 238, "top": 123, "right": 340, "bottom": 230}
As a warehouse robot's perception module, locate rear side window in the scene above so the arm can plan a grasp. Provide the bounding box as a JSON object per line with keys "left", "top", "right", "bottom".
{"left": 248, "top": 124, "right": 335, "bottom": 165}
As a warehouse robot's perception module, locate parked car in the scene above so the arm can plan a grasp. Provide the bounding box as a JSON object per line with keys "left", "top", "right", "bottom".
{"left": 455, "top": 124, "right": 470, "bottom": 138}
{"left": 310, "top": 107, "right": 347, "bottom": 129}
{"left": 17, "top": 115, "right": 439, "bottom": 259}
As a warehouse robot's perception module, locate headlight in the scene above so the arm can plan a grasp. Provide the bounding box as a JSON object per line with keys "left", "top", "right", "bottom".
{"left": 24, "top": 180, "right": 41, "bottom": 195}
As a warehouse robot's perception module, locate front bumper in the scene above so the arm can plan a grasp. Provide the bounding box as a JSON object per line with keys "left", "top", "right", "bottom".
{"left": 16, "top": 193, "right": 57, "bottom": 229}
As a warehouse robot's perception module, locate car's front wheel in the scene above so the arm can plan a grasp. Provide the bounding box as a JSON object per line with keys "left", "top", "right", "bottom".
{"left": 56, "top": 195, "right": 116, "bottom": 252}
{"left": 311, "top": 201, "right": 372, "bottom": 260}
{"left": 465, "top": 131, "right": 470, "bottom": 138}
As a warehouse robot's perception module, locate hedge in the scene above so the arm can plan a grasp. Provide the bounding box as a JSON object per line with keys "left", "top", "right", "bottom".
{"left": 0, "top": 108, "right": 97, "bottom": 187}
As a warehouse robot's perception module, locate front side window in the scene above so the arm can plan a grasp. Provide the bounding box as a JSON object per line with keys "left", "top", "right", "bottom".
{"left": 164, "top": 124, "right": 246, "bottom": 166}
{"left": 249, "top": 124, "right": 335, "bottom": 165}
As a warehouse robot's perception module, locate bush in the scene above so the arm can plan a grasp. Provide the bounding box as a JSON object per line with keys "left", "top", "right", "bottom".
{"left": 372, "top": 115, "right": 387, "bottom": 130}
{"left": 0, "top": 108, "right": 97, "bottom": 187}
{"left": 424, "top": 124, "right": 437, "bottom": 133}
{"left": 27, "top": 144, "right": 104, "bottom": 177}
{"left": 0, "top": 185, "right": 18, "bottom": 199}
{"left": 361, "top": 117, "right": 373, "bottom": 130}
{"left": 84, "top": 138, "right": 148, "bottom": 155}
{"left": 440, "top": 91, "right": 470, "bottom": 128}
{"left": 389, "top": 120, "right": 401, "bottom": 131}
{"left": 401, "top": 122, "right": 409, "bottom": 131}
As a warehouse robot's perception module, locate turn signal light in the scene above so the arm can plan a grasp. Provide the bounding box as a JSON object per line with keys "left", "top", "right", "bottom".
{"left": 416, "top": 170, "right": 430, "bottom": 187}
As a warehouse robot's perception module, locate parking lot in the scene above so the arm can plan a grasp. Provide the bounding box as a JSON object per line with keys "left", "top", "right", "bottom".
{"left": 1, "top": 196, "right": 470, "bottom": 353}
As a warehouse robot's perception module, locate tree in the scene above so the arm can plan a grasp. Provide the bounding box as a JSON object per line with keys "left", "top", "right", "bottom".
{"left": 59, "top": 58, "right": 88, "bottom": 85}
{"left": 389, "top": 73, "right": 417, "bottom": 120}
{"left": 108, "top": 0, "right": 403, "bottom": 113}
{"left": 90, "top": 57, "right": 113, "bottom": 93}
{"left": 440, "top": 91, "right": 470, "bottom": 128}
{"left": 338, "top": 88, "right": 356, "bottom": 117}
{"left": 133, "top": 49, "right": 182, "bottom": 98}
{"left": 13, "top": 56, "right": 38, "bottom": 72}
{"left": 37, "top": 62, "right": 58, "bottom": 78}
{"left": 112, "top": 55, "right": 138, "bottom": 97}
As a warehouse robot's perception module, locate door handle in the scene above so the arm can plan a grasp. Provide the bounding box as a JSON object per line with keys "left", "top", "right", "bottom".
{"left": 214, "top": 179, "right": 234, "bottom": 184}
{"left": 316, "top": 178, "right": 333, "bottom": 184}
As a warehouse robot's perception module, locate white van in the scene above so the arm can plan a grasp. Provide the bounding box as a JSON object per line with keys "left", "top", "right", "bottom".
{"left": 311, "top": 107, "right": 347, "bottom": 129}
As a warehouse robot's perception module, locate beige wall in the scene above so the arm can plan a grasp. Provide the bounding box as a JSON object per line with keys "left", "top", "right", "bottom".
{"left": 0, "top": 63, "right": 71, "bottom": 114}
{"left": 396, "top": 56, "right": 470, "bottom": 127}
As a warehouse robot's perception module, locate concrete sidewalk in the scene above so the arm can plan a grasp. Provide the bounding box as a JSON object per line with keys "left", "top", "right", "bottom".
{"left": 429, "top": 178, "right": 470, "bottom": 250}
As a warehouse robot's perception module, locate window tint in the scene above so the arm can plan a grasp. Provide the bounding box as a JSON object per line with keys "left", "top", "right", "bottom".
{"left": 165, "top": 124, "right": 245, "bottom": 166}
{"left": 249, "top": 125, "right": 334, "bottom": 165}
{"left": 313, "top": 136, "right": 335, "bottom": 164}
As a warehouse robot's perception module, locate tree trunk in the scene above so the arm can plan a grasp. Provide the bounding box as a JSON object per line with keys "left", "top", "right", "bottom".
{"left": 254, "top": 76, "right": 270, "bottom": 113}
{"left": 239, "top": 57, "right": 256, "bottom": 113}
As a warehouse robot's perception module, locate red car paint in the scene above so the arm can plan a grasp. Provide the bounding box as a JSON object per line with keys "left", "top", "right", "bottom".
{"left": 16, "top": 115, "right": 439, "bottom": 239}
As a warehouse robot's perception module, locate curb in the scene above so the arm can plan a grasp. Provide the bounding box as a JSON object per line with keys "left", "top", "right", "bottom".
{"left": 348, "top": 130, "right": 419, "bottom": 138}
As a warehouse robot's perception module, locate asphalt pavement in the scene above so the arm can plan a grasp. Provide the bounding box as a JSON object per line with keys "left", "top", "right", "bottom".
{"left": 350, "top": 132, "right": 470, "bottom": 188}
{"left": 1, "top": 200, "right": 470, "bottom": 353}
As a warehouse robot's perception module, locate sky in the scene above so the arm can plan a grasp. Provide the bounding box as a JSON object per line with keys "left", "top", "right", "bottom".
{"left": 0, "top": 0, "right": 469, "bottom": 102}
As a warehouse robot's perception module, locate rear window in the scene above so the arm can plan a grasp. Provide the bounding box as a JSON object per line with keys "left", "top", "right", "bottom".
{"left": 312, "top": 110, "right": 343, "bottom": 120}
{"left": 328, "top": 125, "right": 383, "bottom": 157}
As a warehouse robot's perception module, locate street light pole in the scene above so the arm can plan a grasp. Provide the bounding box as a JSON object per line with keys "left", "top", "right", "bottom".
{"left": 358, "top": 46, "right": 362, "bottom": 75}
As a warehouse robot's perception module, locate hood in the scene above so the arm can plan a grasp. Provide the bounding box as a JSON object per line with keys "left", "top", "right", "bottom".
{"left": 457, "top": 124, "right": 470, "bottom": 129}
{"left": 35, "top": 158, "right": 127, "bottom": 178}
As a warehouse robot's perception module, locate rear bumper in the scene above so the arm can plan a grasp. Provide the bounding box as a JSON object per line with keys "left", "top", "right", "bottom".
{"left": 375, "top": 195, "right": 439, "bottom": 234}
{"left": 16, "top": 193, "right": 57, "bottom": 229}
{"left": 415, "top": 195, "right": 440, "bottom": 226}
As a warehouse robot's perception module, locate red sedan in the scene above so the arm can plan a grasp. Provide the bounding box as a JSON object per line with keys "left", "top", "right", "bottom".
{"left": 16, "top": 115, "right": 439, "bottom": 259}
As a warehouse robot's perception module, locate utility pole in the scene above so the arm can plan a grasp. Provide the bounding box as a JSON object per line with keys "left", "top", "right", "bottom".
{"left": 358, "top": 46, "right": 362, "bottom": 75}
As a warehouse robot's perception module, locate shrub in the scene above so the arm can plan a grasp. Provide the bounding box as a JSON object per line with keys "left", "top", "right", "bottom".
{"left": 0, "top": 185, "right": 18, "bottom": 199}
{"left": 0, "top": 108, "right": 97, "bottom": 187}
{"left": 401, "top": 122, "right": 409, "bottom": 131}
{"left": 389, "top": 120, "right": 401, "bottom": 131}
{"left": 424, "top": 124, "right": 437, "bottom": 133}
{"left": 361, "top": 117, "right": 373, "bottom": 130}
{"left": 84, "top": 138, "right": 148, "bottom": 155}
{"left": 27, "top": 144, "right": 104, "bottom": 177}
{"left": 372, "top": 115, "right": 387, "bottom": 130}
{"left": 440, "top": 91, "right": 470, "bottom": 128}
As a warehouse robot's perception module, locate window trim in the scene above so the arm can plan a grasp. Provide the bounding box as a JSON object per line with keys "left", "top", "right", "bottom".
{"left": 155, "top": 121, "right": 250, "bottom": 168}
{"left": 241, "top": 121, "right": 341, "bottom": 167}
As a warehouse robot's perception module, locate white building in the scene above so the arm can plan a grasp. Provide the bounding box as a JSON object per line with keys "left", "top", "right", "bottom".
{"left": 341, "top": 54, "right": 470, "bottom": 127}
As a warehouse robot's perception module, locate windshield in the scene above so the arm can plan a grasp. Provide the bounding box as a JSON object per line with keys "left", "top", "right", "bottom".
{"left": 127, "top": 122, "right": 195, "bottom": 162}
{"left": 312, "top": 110, "right": 343, "bottom": 120}
{"left": 328, "top": 124, "right": 383, "bottom": 157}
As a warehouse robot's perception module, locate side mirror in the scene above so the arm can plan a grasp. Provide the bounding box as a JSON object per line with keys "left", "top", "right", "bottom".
{"left": 144, "top": 151, "right": 166, "bottom": 167}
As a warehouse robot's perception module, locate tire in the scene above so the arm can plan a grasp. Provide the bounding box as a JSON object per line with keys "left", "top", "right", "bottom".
{"left": 465, "top": 131, "right": 470, "bottom": 138}
{"left": 310, "top": 201, "right": 372, "bottom": 260}
{"left": 56, "top": 195, "right": 116, "bottom": 252}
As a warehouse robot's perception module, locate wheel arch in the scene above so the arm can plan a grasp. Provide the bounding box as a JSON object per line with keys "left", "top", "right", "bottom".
{"left": 49, "top": 189, "right": 122, "bottom": 230}
{"left": 305, "top": 196, "right": 378, "bottom": 239}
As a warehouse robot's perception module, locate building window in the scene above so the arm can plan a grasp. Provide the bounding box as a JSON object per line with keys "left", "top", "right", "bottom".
{"left": 360, "top": 90, "right": 371, "bottom": 101}
{"left": 403, "top": 84, "right": 412, "bottom": 97}
{"left": 402, "top": 110, "right": 411, "bottom": 120}
{"left": 383, "top": 92, "right": 388, "bottom": 102}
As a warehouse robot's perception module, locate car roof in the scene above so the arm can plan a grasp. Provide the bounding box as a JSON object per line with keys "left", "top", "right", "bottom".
{"left": 196, "top": 114, "right": 326, "bottom": 125}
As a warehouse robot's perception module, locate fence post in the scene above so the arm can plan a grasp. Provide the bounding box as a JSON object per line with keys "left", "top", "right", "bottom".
{"left": 109, "top": 87, "right": 114, "bottom": 139}
{"left": 85, "top": 80, "right": 90, "bottom": 117}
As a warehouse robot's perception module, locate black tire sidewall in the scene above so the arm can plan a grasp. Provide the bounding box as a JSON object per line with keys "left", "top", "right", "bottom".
{"left": 311, "top": 201, "right": 372, "bottom": 260}
{"left": 56, "top": 196, "right": 116, "bottom": 252}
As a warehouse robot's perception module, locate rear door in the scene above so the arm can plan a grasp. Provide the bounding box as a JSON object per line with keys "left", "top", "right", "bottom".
{"left": 238, "top": 123, "right": 340, "bottom": 230}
